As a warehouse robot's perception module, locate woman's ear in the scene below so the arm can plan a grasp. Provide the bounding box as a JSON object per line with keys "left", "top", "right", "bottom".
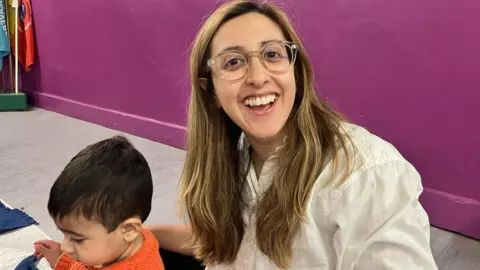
{"left": 118, "top": 217, "right": 142, "bottom": 243}
{"left": 199, "top": 78, "right": 208, "bottom": 90}
{"left": 199, "top": 77, "right": 221, "bottom": 108}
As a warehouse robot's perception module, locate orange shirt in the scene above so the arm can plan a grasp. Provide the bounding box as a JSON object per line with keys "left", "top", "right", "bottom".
{"left": 54, "top": 229, "right": 164, "bottom": 270}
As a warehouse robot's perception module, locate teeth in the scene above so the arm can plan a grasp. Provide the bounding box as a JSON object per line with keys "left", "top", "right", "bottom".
{"left": 244, "top": 94, "right": 277, "bottom": 106}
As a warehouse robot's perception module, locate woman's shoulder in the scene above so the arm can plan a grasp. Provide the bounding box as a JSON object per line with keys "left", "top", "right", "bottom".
{"left": 311, "top": 122, "right": 424, "bottom": 219}
{"left": 339, "top": 122, "right": 408, "bottom": 169}
{"left": 312, "top": 121, "right": 420, "bottom": 198}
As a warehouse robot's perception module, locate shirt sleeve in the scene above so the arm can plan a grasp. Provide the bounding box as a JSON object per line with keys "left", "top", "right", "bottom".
{"left": 330, "top": 160, "right": 438, "bottom": 270}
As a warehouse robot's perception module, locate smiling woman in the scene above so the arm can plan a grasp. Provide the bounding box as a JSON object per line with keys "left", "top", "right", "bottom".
{"left": 205, "top": 12, "right": 299, "bottom": 143}
{"left": 208, "top": 39, "right": 298, "bottom": 122}
{"left": 147, "top": 1, "right": 438, "bottom": 269}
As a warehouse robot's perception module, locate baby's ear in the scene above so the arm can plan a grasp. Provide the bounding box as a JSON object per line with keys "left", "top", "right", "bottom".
{"left": 119, "top": 217, "right": 142, "bottom": 243}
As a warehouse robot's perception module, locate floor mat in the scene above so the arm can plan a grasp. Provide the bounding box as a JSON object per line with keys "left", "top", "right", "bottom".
{"left": 0, "top": 200, "right": 51, "bottom": 270}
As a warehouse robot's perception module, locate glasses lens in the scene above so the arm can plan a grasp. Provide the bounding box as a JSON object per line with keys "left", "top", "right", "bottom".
{"left": 210, "top": 43, "right": 298, "bottom": 81}
{"left": 215, "top": 52, "right": 248, "bottom": 81}
{"left": 262, "top": 43, "right": 296, "bottom": 72}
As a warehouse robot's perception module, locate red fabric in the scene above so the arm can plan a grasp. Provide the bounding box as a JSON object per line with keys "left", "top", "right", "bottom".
{"left": 9, "top": 0, "right": 35, "bottom": 71}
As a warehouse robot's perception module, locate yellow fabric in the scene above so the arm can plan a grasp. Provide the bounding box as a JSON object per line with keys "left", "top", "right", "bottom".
{"left": 6, "top": 0, "right": 14, "bottom": 38}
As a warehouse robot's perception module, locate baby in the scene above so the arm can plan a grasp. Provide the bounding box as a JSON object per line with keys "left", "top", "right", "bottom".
{"left": 33, "top": 136, "right": 164, "bottom": 269}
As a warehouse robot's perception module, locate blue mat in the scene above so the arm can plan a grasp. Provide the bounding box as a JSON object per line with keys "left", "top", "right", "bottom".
{"left": 14, "top": 255, "right": 41, "bottom": 270}
{"left": 0, "top": 201, "right": 38, "bottom": 234}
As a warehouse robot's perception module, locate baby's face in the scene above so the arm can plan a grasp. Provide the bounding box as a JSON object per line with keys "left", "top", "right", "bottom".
{"left": 55, "top": 216, "right": 128, "bottom": 267}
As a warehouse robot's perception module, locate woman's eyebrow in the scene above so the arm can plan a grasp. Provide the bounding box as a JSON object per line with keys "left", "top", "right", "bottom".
{"left": 219, "top": 45, "right": 243, "bottom": 54}
{"left": 217, "top": 39, "right": 284, "bottom": 54}
{"left": 260, "top": 39, "right": 282, "bottom": 47}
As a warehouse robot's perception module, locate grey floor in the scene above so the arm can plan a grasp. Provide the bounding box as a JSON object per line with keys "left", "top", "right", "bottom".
{"left": 1, "top": 108, "right": 479, "bottom": 269}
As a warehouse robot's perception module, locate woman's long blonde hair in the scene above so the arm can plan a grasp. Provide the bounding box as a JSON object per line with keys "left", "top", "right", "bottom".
{"left": 181, "top": 0, "right": 353, "bottom": 268}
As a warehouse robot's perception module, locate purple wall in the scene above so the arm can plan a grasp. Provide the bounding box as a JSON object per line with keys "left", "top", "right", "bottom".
{"left": 23, "top": 0, "right": 479, "bottom": 239}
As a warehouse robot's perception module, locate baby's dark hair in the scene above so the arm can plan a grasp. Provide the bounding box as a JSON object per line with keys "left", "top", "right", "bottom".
{"left": 48, "top": 135, "right": 153, "bottom": 232}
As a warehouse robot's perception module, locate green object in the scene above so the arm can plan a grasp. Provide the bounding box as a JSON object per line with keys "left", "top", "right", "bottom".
{"left": 0, "top": 89, "right": 28, "bottom": 111}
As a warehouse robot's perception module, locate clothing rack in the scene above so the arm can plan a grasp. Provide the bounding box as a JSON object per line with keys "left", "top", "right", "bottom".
{"left": 0, "top": 0, "right": 27, "bottom": 111}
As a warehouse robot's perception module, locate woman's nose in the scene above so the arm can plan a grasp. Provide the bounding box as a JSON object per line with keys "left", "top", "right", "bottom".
{"left": 245, "top": 57, "right": 269, "bottom": 87}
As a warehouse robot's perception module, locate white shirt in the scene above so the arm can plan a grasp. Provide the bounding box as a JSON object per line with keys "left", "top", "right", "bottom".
{"left": 208, "top": 123, "right": 438, "bottom": 270}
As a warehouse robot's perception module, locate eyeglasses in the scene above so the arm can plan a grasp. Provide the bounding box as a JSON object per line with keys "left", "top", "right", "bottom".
{"left": 207, "top": 41, "right": 299, "bottom": 81}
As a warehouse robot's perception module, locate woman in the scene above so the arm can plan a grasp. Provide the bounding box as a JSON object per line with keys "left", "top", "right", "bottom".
{"left": 149, "top": 1, "right": 438, "bottom": 269}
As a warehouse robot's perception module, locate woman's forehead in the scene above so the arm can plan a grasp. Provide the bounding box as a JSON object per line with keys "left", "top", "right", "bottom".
{"left": 210, "top": 12, "right": 286, "bottom": 55}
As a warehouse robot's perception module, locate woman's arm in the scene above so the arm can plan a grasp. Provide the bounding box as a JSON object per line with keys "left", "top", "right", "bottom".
{"left": 145, "top": 224, "right": 194, "bottom": 256}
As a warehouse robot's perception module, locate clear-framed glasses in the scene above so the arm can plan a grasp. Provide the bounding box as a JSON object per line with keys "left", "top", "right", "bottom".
{"left": 207, "top": 41, "right": 299, "bottom": 81}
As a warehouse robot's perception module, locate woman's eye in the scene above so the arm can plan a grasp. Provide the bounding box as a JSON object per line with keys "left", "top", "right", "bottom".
{"left": 265, "top": 51, "right": 279, "bottom": 57}
{"left": 223, "top": 57, "right": 245, "bottom": 69}
{"left": 264, "top": 50, "right": 281, "bottom": 59}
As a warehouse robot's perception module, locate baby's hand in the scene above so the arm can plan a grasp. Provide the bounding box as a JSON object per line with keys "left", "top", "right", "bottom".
{"left": 33, "top": 240, "right": 63, "bottom": 268}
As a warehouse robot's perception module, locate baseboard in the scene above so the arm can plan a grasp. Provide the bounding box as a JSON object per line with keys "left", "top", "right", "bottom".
{"left": 421, "top": 187, "right": 480, "bottom": 240}
{"left": 24, "top": 90, "right": 187, "bottom": 149}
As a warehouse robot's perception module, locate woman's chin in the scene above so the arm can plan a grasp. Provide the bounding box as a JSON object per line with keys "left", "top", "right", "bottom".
{"left": 245, "top": 127, "right": 284, "bottom": 143}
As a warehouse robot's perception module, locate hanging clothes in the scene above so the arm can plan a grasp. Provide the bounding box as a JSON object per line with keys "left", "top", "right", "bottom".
{"left": 0, "top": 0, "right": 11, "bottom": 71}
{"left": 7, "top": 0, "right": 34, "bottom": 71}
